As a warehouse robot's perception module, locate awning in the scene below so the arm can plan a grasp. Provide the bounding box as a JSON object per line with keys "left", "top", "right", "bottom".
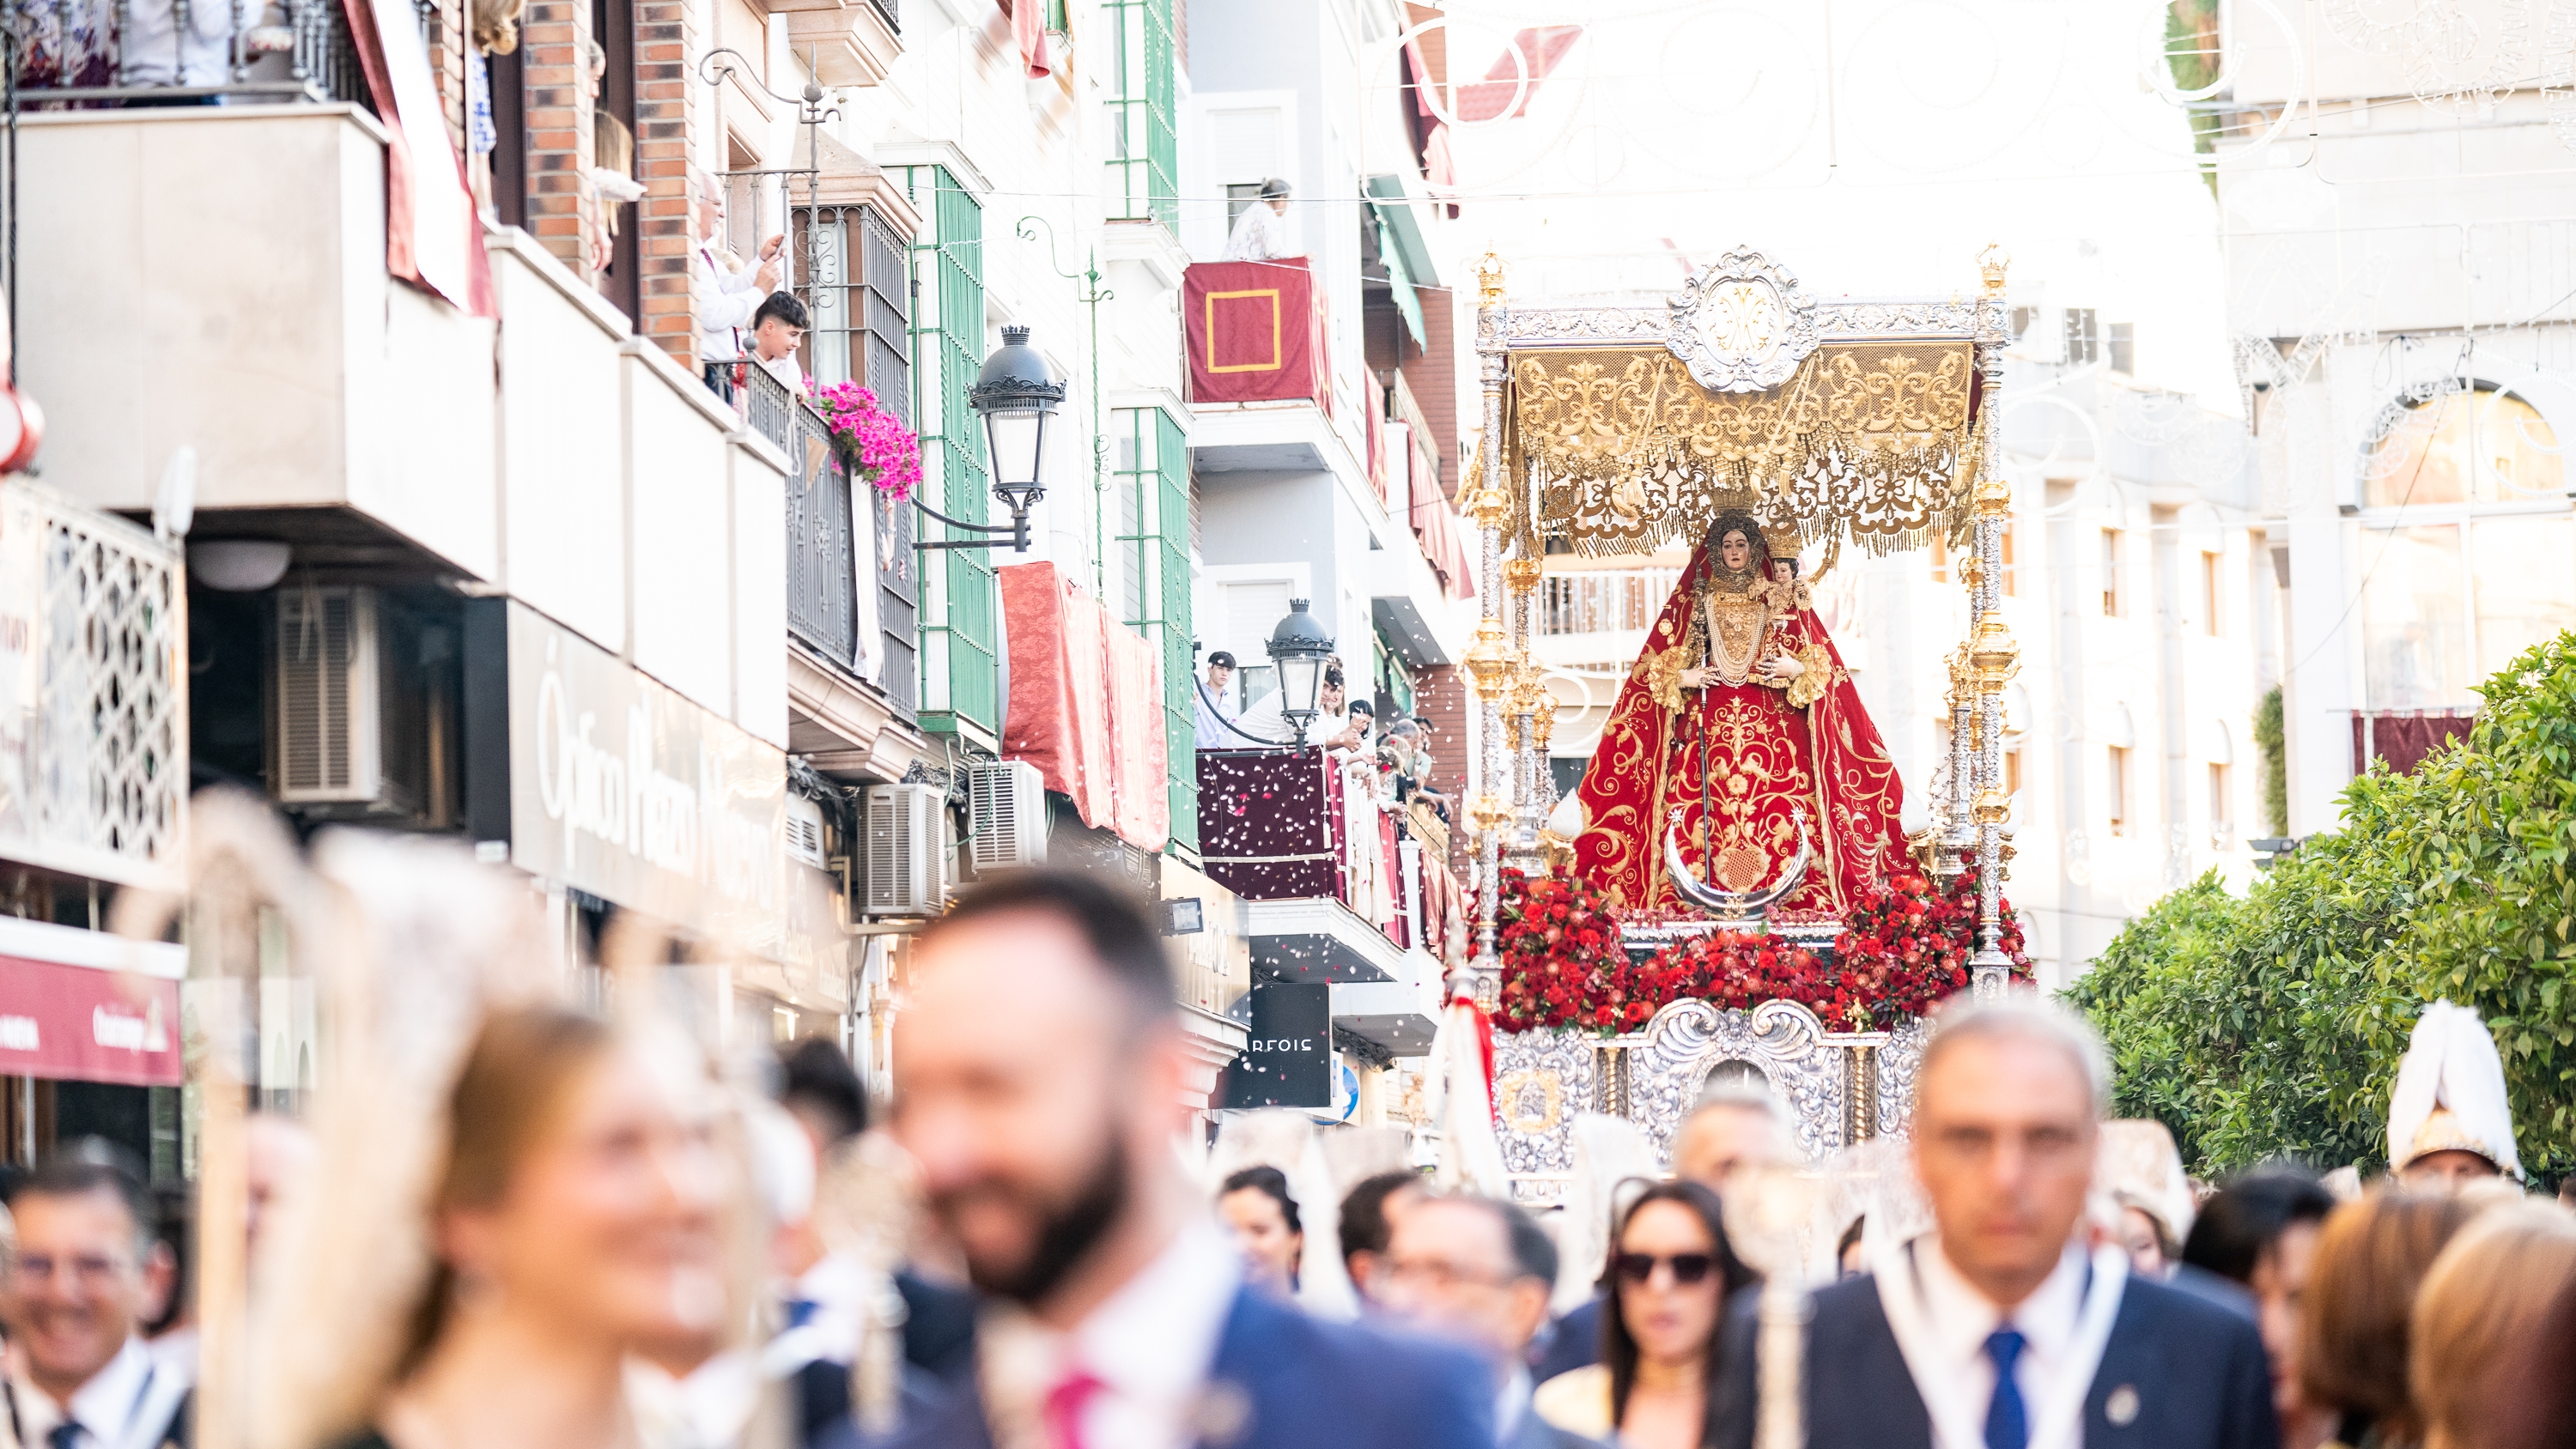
{"left": 0, "top": 917, "right": 185, "bottom": 1086}
{"left": 999, "top": 561, "right": 1170, "bottom": 852}
{"left": 1373, "top": 206, "right": 1426, "bottom": 349}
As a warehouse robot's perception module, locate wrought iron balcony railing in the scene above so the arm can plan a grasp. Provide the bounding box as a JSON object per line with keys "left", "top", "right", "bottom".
{"left": 11, "top": 0, "right": 366, "bottom": 105}
{"left": 742, "top": 364, "right": 916, "bottom": 721}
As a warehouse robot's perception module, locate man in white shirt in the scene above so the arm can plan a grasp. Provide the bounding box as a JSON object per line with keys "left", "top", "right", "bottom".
{"left": 2, "top": 1158, "right": 191, "bottom": 1449}
{"left": 693, "top": 167, "right": 782, "bottom": 401}
{"left": 1379, "top": 1194, "right": 1603, "bottom": 1449}
{"left": 1194, "top": 652, "right": 1249, "bottom": 749}
{"left": 1222, "top": 179, "right": 1296, "bottom": 262}
{"left": 1713, "top": 997, "right": 2277, "bottom": 1449}
{"left": 835, "top": 870, "right": 1492, "bottom": 1449}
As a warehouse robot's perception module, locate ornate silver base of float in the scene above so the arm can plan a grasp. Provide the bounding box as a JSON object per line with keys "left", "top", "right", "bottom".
{"left": 1492, "top": 998, "right": 1929, "bottom": 1208}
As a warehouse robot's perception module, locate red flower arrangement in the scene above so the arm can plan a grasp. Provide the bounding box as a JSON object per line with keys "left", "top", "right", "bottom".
{"left": 1492, "top": 865, "right": 2032, "bottom": 1036}
{"left": 1491, "top": 868, "right": 1627, "bottom": 1034}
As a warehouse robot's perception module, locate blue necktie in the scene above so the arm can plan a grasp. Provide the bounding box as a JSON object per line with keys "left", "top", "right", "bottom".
{"left": 784, "top": 1298, "right": 821, "bottom": 1329}
{"left": 49, "top": 1422, "right": 83, "bottom": 1449}
{"left": 1984, "top": 1328, "right": 2029, "bottom": 1449}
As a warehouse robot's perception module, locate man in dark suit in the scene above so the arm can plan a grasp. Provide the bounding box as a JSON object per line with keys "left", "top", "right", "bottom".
{"left": 825, "top": 870, "right": 1492, "bottom": 1449}
{"left": 1377, "top": 1193, "right": 1605, "bottom": 1449}
{"left": 1715, "top": 997, "right": 2278, "bottom": 1449}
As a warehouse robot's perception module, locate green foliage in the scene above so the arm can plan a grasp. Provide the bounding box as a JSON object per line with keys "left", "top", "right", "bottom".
{"left": 2068, "top": 634, "right": 2576, "bottom": 1179}
{"left": 2256, "top": 685, "right": 2287, "bottom": 837}
{"left": 2378, "top": 640, "right": 2576, "bottom": 1169}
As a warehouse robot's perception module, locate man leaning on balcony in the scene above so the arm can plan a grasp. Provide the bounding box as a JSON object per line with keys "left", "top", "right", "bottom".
{"left": 693, "top": 167, "right": 783, "bottom": 402}
{"left": 1195, "top": 651, "right": 1257, "bottom": 750}
{"left": 1223, "top": 178, "right": 1297, "bottom": 262}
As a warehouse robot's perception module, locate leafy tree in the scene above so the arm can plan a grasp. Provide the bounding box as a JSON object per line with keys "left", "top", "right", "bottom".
{"left": 2068, "top": 634, "right": 2576, "bottom": 1180}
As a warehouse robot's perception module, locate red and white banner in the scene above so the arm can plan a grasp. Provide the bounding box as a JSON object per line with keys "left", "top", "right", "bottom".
{"left": 0, "top": 952, "right": 181, "bottom": 1087}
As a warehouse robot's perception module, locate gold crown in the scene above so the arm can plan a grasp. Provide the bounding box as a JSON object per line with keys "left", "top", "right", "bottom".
{"left": 1761, "top": 524, "right": 1803, "bottom": 561}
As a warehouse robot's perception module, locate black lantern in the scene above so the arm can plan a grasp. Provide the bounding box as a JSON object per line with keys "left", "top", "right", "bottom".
{"left": 1266, "top": 599, "right": 1335, "bottom": 745}
{"left": 920, "top": 325, "right": 1067, "bottom": 553}
{"left": 972, "top": 324, "right": 1064, "bottom": 526}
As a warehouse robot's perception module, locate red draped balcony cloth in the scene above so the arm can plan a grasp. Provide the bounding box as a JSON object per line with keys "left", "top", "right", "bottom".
{"left": 1184, "top": 258, "right": 1331, "bottom": 409}
{"left": 999, "top": 561, "right": 1169, "bottom": 852}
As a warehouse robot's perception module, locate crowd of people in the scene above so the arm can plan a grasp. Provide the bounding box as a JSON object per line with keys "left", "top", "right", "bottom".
{"left": 5, "top": 865, "right": 2573, "bottom": 1449}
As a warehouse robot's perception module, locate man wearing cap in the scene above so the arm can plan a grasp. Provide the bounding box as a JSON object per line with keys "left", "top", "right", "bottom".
{"left": 2387, "top": 999, "right": 2521, "bottom": 1189}
{"left": 1224, "top": 179, "right": 1297, "bottom": 262}
{"left": 1196, "top": 651, "right": 1251, "bottom": 750}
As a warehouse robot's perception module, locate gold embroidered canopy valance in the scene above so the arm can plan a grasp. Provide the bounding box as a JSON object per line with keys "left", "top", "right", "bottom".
{"left": 1508, "top": 342, "right": 1982, "bottom": 559}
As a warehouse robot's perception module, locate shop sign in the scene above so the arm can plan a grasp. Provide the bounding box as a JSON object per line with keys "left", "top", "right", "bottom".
{"left": 504, "top": 604, "right": 785, "bottom": 953}
{"left": 0, "top": 953, "right": 181, "bottom": 1086}
{"left": 1220, "top": 983, "right": 1331, "bottom": 1109}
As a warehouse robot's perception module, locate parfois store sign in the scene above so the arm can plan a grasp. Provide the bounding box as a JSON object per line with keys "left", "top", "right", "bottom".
{"left": 0, "top": 955, "right": 180, "bottom": 1086}
{"left": 1220, "top": 983, "right": 1331, "bottom": 1110}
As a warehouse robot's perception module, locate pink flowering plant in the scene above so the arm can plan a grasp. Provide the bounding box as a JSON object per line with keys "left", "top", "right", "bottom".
{"left": 815, "top": 381, "right": 925, "bottom": 501}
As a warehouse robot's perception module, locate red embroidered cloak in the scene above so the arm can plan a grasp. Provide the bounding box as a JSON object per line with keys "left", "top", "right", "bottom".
{"left": 1571, "top": 541, "right": 1909, "bottom": 924}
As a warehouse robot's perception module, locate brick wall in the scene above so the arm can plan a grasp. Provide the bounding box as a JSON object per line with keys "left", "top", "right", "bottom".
{"left": 519, "top": 0, "right": 601, "bottom": 278}
{"left": 631, "top": 0, "right": 702, "bottom": 366}
{"left": 1398, "top": 285, "right": 1460, "bottom": 498}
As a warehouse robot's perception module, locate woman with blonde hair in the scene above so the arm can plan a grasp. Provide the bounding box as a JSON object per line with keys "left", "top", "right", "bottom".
{"left": 2409, "top": 1201, "right": 2576, "bottom": 1449}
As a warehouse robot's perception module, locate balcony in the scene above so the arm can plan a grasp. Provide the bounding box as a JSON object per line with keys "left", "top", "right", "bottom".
{"left": 738, "top": 366, "right": 927, "bottom": 781}
{"left": 1183, "top": 258, "right": 1335, "bottom": 473}
{"left": 765, "top": 0, "right": 902, "bottom": 87}
{"left": 11, "top": 0, "right": 365, "bottom": 105}
{"left": 1194, "top": 746, "right": 1453, "bottom": 1056}
{"left": 0, "top": 484, "right": 185, "bottom": 892}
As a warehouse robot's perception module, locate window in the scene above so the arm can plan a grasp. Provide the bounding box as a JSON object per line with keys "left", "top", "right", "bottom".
{"left": 1999, "top": 522, "right": 2016, "bottom": 597}
{"left": 1929, "top": 533, "right": 1949, "bottom": 584}
{"left": 2106, "top": 746, "right": 2130, "bottom": 835}
{"left": 2363, "top": 386, "right": 2562, "bottom": 509}
{"left": 2064, "top": 308, "right": 2099, "bottom": 366}
{"left": 2358, "top": 388, "right": 2575, "bottom": 709}
{"left": 799, "top": 203, "right": 911, "bottom": 410}
{"left": 2008, "top": 306, "right": 2033, "bottom": 341}
{"left": 901, "top": 165, "right": 999, "bottom": 741}
{"left": 1224, "top": 181, "right": 1269, "bottom": 232}
{"left": 2208, "top": 762, "right": 2232, "bottom": 825}
{"left": 1114, "top": 407, "right": 1195, "bottom": 848}
{"left": 2202, "top": 550, "right": 2224, "bottom": 635}
{"left": 2100, "top": 529, "right": 2123, "bottom": 615}
{"left": 2004, "top": 748, "right": 2022, "bottom": 797}
{"left": 1103, "top": 0, "right": 1178, "bottom": 227}
{"left": 2107, "top": 322, "right": 2135, "bottom": 375}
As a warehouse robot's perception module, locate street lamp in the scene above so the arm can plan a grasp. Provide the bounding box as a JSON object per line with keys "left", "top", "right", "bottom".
{"left": 920, "top": 325, "right": 1067, "bottom": 553}
{"left": 1266, "top": 599, "right": 1335, "bottom": 746}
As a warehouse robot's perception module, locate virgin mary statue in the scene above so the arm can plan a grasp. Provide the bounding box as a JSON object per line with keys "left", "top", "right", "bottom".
{"left": 1571, "top": 509, "right": 1908, "bottom": 924}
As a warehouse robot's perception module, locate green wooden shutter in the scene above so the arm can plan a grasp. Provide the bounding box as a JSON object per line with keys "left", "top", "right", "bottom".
{"left": 1103, "top": 0, "right": 1178, "bottom": 227}
{"left": 1115, "top": 406, "right": 1196, "bottom": 851}
{"left": 901, "top": 166, "right": 999, "bottom": 743}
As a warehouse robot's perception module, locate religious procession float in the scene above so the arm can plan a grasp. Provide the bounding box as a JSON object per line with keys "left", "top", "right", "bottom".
{"left": 1449, "top": 246, "right": 2036, "bottom": 1201}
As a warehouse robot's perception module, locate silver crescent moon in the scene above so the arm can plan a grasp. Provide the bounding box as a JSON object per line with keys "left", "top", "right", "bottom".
{"left": 1662, "top": 805, "right": 1812, "bottom": 928}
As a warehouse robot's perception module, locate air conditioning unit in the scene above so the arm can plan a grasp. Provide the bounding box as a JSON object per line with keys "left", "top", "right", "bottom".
{"left": 275, "top": 587, "right": 431, "bottom": 817}
{"left": 967, "top": 761, "right": 1048, "bottom": 870}
{"left": 784, "top": 794, "right": 829, "bottom": 870}
{"left": 862, "top": 784, "right": 945, "bottom": 916}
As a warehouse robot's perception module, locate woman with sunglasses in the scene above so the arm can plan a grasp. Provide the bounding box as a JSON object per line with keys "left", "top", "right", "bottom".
{"left": 1534, "top": 1180, "right": 1756, "bottom": 1447}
